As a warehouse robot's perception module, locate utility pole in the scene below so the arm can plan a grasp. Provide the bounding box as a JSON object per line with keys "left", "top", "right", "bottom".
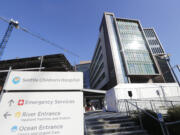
{"left": 177, "top": 65, "right": 180, "bottom": 72}
{"left": 39, "top": 56, "right": 44, "bottom": 72}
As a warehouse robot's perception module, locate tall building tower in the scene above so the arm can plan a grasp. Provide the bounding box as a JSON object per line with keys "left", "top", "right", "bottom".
{"left": 144, "top": 28, "right": 176, "bottom": 82}
{"left": 90, "top": 12, "right": 164, "bottom": 90}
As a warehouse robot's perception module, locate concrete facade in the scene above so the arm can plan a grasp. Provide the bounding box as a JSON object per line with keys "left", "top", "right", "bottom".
{"left": 105, "top": 83, "right": 180, "bottom": 112}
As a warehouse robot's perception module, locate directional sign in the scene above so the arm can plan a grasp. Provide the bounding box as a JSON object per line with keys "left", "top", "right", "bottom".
{"left": 0, "top": 92, "right": 83, "bottom": 135}
{"left": 4, "top": 71, "right": 83, "bottom": 91}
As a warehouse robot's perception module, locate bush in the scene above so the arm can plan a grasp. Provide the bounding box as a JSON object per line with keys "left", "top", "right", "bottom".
{"left": 132, "top": 109, "right": 163, "bottom": 135}
{"left": 166, "top": 106, "right": 180, "bottom": 135}
{"left": 132, "top": 106, "right": 180, "bottom": 135}
{"left": 167, "top": 106, "right": 180, "bottom": 121}
{"left": 140, "top": 110, "right": 163, "bottom": 135}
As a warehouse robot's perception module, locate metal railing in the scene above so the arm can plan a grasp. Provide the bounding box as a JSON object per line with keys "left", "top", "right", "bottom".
{"left": 84, "top": 118, "right": 87, "bottom": 135}
{"left": 117, "top": 99, "right": 180, "bottom": 135}
{"left": 117, "top": 99, "right": 180, "bottom": 114}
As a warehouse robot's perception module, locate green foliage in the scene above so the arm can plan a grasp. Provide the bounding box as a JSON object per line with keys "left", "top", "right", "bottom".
{"left": 133, "top": 106, "right": 180, "bottom": 135}
{"left": 132, "top": 109, "right": 162, "bottom": 135}
{"left": 140, "top": 110, "right": 163, "bottom": 135}
{"left": 166, "top": 106, "right": 180, "bottom": 135}
{"left": 167, "top": 106, "right": 180, "bottom": 121}
{"left": 130, "top": 104, "right": 180, "bottom": 135}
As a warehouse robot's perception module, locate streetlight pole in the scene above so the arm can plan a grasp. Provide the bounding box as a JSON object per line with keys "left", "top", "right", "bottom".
{"left": 39, "top": 56, "right": 44, "bottom": 72}
{"left": 177, "top": 65, "right": 180, "bottom": 72}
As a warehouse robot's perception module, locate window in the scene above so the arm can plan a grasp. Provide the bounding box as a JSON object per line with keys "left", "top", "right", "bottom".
{"left": 90, "top": 63, "right": 104, "bottom": 84}
{"left": 93, "top": 72, "right": 105, "bottom": 88}
{"left": 90, "top": 54, "right": 103, "bottom": 80}
{"left": 117, "top": 20, "right": 156, "bottom": 75}
{"left": 90, "top": 46, "right": 102, "bottom": 76}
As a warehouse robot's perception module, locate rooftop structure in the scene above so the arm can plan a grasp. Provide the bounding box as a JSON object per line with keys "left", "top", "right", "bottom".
{"left": 0, "top": 54, "right": 73, "bottom": 87}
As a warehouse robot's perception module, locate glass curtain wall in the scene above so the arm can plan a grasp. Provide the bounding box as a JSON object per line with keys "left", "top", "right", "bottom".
{"left": 116, "top": 20, "right": 156, "bottom": 75}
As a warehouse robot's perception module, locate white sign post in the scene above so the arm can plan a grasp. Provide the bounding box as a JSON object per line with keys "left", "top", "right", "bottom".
{"left": 0, "top": 71, "right": 84, "bottom": 135}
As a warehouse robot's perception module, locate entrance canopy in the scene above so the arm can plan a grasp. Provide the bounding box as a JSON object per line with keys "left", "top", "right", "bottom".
{"left": 82, "top": 89, "right": 106, "bottom": 94}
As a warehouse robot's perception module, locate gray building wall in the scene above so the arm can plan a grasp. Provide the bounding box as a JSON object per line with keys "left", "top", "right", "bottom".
{"left": 90, "top": 13, "right": 128, "bottom": 90}
{"left": 144, "top": 28, "right": 176, "bottom": 83}
{"left": 89, "top": 27, "right": 110, "bottom": 90}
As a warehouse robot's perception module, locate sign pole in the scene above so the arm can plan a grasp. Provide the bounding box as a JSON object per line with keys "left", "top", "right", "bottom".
{"left": 0, "top": 71, "right": 84, "bottom": 135}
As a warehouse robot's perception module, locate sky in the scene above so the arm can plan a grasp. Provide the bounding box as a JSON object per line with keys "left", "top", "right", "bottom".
{"left": 0, "top": 0, "right": 180, "bottom": 80}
